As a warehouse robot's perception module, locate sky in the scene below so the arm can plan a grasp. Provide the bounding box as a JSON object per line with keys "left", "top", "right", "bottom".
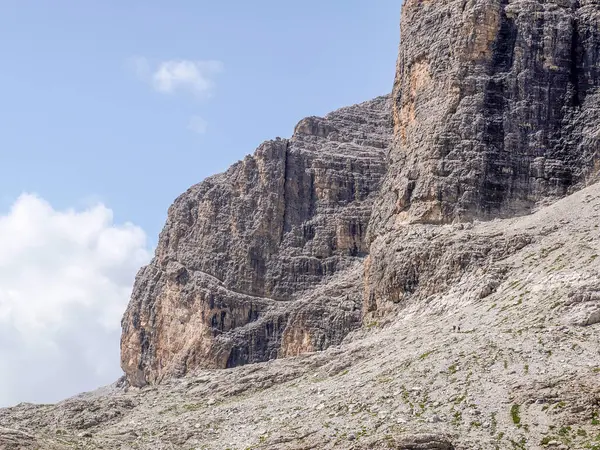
{"left": 0, "top": 1, "right": 400, "bottom": 407}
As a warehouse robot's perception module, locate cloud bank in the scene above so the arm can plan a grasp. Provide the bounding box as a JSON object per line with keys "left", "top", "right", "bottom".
{"left": 0, "top": 194, "right": 151, "bottom": 407}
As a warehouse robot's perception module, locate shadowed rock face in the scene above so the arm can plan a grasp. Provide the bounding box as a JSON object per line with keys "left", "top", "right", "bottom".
{"left": 364, "top": 0, "right": 600, "bottom": 317}
{"left": 370, "top": 0, "right": 600, "bottom": 231}
{"left": 121, "top": 97, "right": 392, "bottom": 386}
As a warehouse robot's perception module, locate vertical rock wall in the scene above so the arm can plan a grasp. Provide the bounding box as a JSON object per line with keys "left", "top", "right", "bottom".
{"left": 365, "top": 0, "right": 600, "bottom": 317}
{"left": 121, "top": 97, "right": 392, "bottom": 386}
{"left": 370, "top": 0, "right": 600, "bottom": 232}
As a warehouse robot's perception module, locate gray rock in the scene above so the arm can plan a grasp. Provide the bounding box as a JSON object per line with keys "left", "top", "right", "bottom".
{"left": 372, "top": 0, "right": 600, "bottom": 230}
{"left": 121, "top": 96, "right": 392, "bottom": 386}
{"left": 365, "top": 0, "right": 600, "bottom": 318}
{"left": 0, "top": 427, "right": 38, "bottom": 449}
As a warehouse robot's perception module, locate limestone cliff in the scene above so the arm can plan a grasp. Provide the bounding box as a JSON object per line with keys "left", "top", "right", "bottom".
{"left": 365, "top": 0, "right": 600, "bottom": 317}
{"left": 371, "top": 0, "right": 600, "bottom": 230}
{"left": 121, "top": 0, "right": 600, "bottom": 387}
{"left": 121, "top": 97, "right": 392, "bottom": 386}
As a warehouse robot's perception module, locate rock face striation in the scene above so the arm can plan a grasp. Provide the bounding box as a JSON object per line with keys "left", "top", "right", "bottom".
{"left": 121, "top": 97, "right": 392, "bottom": 386}
{"left": 122, "top": 0, "right": 600, "bottom": 387}
{"left": 372, "top": 0, "right": 600, "bottom": 229}
{"left": 365, "top": 0, "right": 600, "bottom": 317}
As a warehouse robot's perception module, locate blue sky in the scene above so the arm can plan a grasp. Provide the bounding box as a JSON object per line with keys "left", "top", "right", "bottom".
{"left": 0, "top": 1, "right": 401, "bottom": 406}
{"left": 0, "top": 0, "right": 400, "bottom": 242}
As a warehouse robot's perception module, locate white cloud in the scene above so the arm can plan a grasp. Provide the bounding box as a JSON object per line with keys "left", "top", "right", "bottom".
{"left": 0, "top": 194, "right": 151, "bottom": 407}
{"left": 188, "top": 115, "right": 208, "bottom": 134}
{"left": 130, "top": 57, "right": 223, "bottom": 99}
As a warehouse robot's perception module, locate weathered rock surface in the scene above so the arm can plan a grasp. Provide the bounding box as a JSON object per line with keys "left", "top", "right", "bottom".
{"left": 121, "top": 96, "right": 392, "bottom": 386}
{"left": 365, "top": 0, "right": 600, "bottom": 317}
{"left": 372, "top": 0, "right": 600, "bottom": 230}
{"left": 0, "top": 427, "right": 38, "bottom": 449}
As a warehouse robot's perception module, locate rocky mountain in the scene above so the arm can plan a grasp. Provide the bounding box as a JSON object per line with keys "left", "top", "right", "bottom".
{"left": 3, "top": 0, "right": 600, "bottom": 449}
{"left": 120, "top": 96, "right": 392, "bottom": 386}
